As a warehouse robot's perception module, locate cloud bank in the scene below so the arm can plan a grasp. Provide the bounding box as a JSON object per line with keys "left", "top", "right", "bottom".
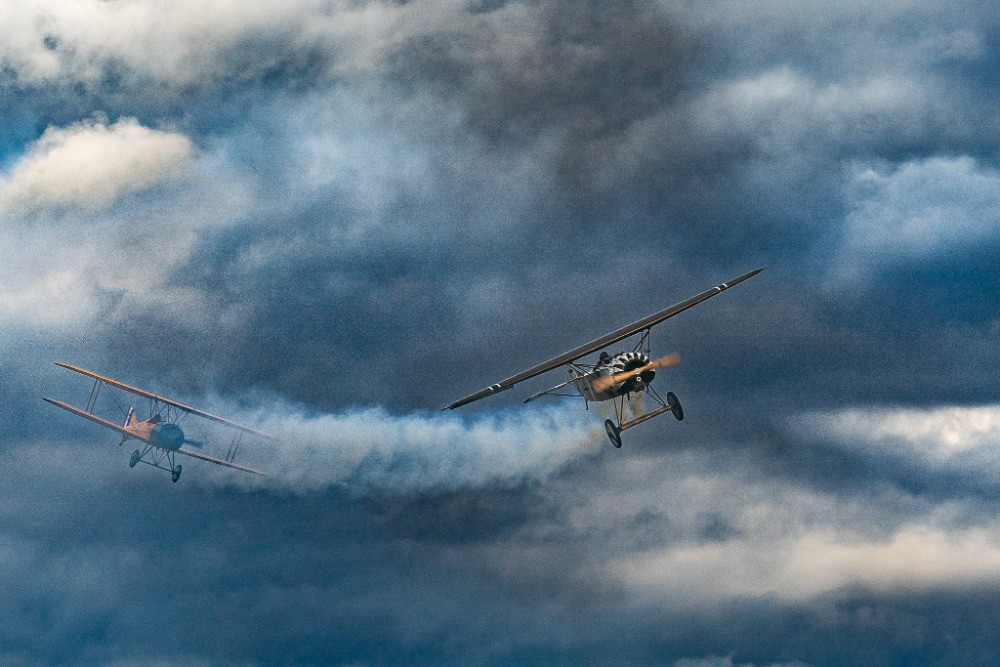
{"left": 0, "top": 117, "right": 193, "bottom": 215}
{"left": 835, "top": 156, "right": 1000, "bottom": 278}
{"left": 804, "top": 403, "right": 1000, "bottom": 451}
{"left": 1, "top": 0, "right": 999, "bottom": 664}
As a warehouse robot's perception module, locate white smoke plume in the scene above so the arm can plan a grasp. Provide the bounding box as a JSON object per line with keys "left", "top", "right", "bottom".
{"left": 198, "top": 401, "right": 602, "bottom": 494}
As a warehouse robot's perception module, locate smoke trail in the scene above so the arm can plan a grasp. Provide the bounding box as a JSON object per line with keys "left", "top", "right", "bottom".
{"left": 629, "top": 394, "right": 645, "bottom": 420}
{"left": 200, "top": 401, "right": 602, "bottom": 494}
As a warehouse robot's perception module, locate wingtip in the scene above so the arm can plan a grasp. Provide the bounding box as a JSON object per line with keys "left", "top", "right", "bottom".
{"left": 54, "top": 361, "right": 85, "bottom": 373}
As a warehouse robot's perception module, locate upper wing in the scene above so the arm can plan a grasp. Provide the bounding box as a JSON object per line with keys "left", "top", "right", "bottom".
{"left": 176, "top": 448, "right": 265, "bottom": 476}
{"left": 53, "top": 363, "right": 274, "bottom": 439}
{"left": 443, "top": 268, "right": 763, "bottom": 409}
{"left": 42, "top": 397, "right": 151, "bottom": 443}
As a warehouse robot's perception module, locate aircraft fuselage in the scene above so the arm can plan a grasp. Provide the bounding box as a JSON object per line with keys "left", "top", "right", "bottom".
{"left": 126, "top": 418, "right": 186, "bottom": 451}
{"left": 569, "top": 352, "right": 656, "bottom": 402}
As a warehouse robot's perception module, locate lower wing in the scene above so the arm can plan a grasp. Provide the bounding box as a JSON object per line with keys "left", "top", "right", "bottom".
{"left": 176, "top": 448, "right": 265, "bottom": 476}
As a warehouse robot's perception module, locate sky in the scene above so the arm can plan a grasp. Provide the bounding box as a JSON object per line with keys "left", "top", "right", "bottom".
{"left": 1, "top": 1, "right": 999, "bottom": 664}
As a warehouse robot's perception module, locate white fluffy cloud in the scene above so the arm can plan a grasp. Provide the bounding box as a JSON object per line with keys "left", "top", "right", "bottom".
{"left": 834, "top": 156, "right": 1000, "bottom": 277}
{"left": 0, "top": 0, "right": 513, "bottom": 88}
{"left": 799, "top": 403, "right": 1000, "bottom": 458}
{"left": 517, "top": 431, "right": 1000, "bottom": 609}
{"left": 687, "top": 67, "right": 937, "bottom": 150}
{"left": 0, "top": 117, "right": 193, "bottom": 215}
{"left": 615, "top": 522, "right": 1000, "bottom": 602}
{"left": 591, "top": 404, "right": 1000, "bottom": 603}
{"left": 0, "top": 0, "right": 322, "bottom": 84}
{"left": 0, "top": 126, "right": 255, "bottom": 335}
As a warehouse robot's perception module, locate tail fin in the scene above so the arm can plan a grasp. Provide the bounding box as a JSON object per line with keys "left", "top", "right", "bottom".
{"left": 122, "top": 406, "right": 136, "bottom": 428}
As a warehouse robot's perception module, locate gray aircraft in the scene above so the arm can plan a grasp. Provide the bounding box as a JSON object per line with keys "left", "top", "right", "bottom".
{"left": 444, "top": 269, "right": 762, "bottom": 447}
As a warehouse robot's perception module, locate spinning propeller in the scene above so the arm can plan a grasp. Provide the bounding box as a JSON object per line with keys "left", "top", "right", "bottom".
{"left": 591, "top": 352, "right": 682, "bottom": 393}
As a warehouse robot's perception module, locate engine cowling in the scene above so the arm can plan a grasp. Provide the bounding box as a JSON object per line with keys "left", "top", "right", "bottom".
{"left": 150, "top": 422, "right": 185, "bottom": 450}
{"left": 607, "top": 352, "right": 650, "bottom": 372}
{"left": 608, "top": 352, "right": 654, "bottom": 393}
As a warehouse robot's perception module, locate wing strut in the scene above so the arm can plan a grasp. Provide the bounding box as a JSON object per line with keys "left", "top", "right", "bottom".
{"left": 523, "top": 376, "right": 579, "bottom": 403}
{"left": 52, "top": 363, "right": 274, "bottom": 439}
{"left": 42, "top": 397, "right": 150, "bottom": 444}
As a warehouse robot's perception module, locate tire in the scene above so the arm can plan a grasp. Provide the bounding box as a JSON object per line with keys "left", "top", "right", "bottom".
{"left": 666, "top": 392, "right": 684, "bottom": 421}
{"left": 129, "top": 449, "right": 141, "bottom": 468}
{"left": 604, "top": 419, "right": 623, "bottom": 448}
{"left": 171, "top": 465, "right": 182, "bottom": 483}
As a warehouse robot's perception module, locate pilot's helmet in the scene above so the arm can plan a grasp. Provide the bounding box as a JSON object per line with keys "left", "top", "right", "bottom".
{"left": 598, "top": 351, "right": 611, "bottom": 365}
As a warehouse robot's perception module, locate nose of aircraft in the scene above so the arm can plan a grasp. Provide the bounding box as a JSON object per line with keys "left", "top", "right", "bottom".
{"left": 151, "top": 422, "right": 185, "bottom": 450}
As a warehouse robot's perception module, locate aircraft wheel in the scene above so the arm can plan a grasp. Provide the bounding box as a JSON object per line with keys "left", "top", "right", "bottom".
{"left": 667, "top": 392, "right": 684, "bottom": 421}
{"left": 604, "top": 419, "right": 622, "bottom": 448}
{"left": 129, "top": 449, "right": 141, "bottom": 468}
{"left": 171, "top": 465, "right": 182, "bottom": 483}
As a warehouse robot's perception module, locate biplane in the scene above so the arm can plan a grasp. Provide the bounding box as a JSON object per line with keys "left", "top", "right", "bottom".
{"left": 444, "top": 268, "right": 762, "bottom": 447}
{"left": 44, "top": 363, "right": 269, "bottom": 481}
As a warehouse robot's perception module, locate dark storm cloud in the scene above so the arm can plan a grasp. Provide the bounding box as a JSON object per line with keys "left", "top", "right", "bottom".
{"left": 386, "top": 0, "right": 687, "bottom": 140}
{"left": 2, "top": 0, "right": 1000, "bottom": 665}
{"left": 632, "top": 586, "right": 1000, "bottom": 667}
{"left": 67, "top": 0, "right": 998, "bottom": 416}
{"left": 3, "top": 436, "right": 998, "bottom": 665}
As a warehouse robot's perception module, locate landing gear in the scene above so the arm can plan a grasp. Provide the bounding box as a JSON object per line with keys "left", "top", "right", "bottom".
{"left": 605, "top": 385, "right": 682, "bottom": 443}
{"left": 666, "top": 392, "right": 684, "bottom": 421}
{"left": 604, "top": 419, "right": 622, "bottom": 448}
{"left": 127, "top": 445, "right": 183, "bottom": 482}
